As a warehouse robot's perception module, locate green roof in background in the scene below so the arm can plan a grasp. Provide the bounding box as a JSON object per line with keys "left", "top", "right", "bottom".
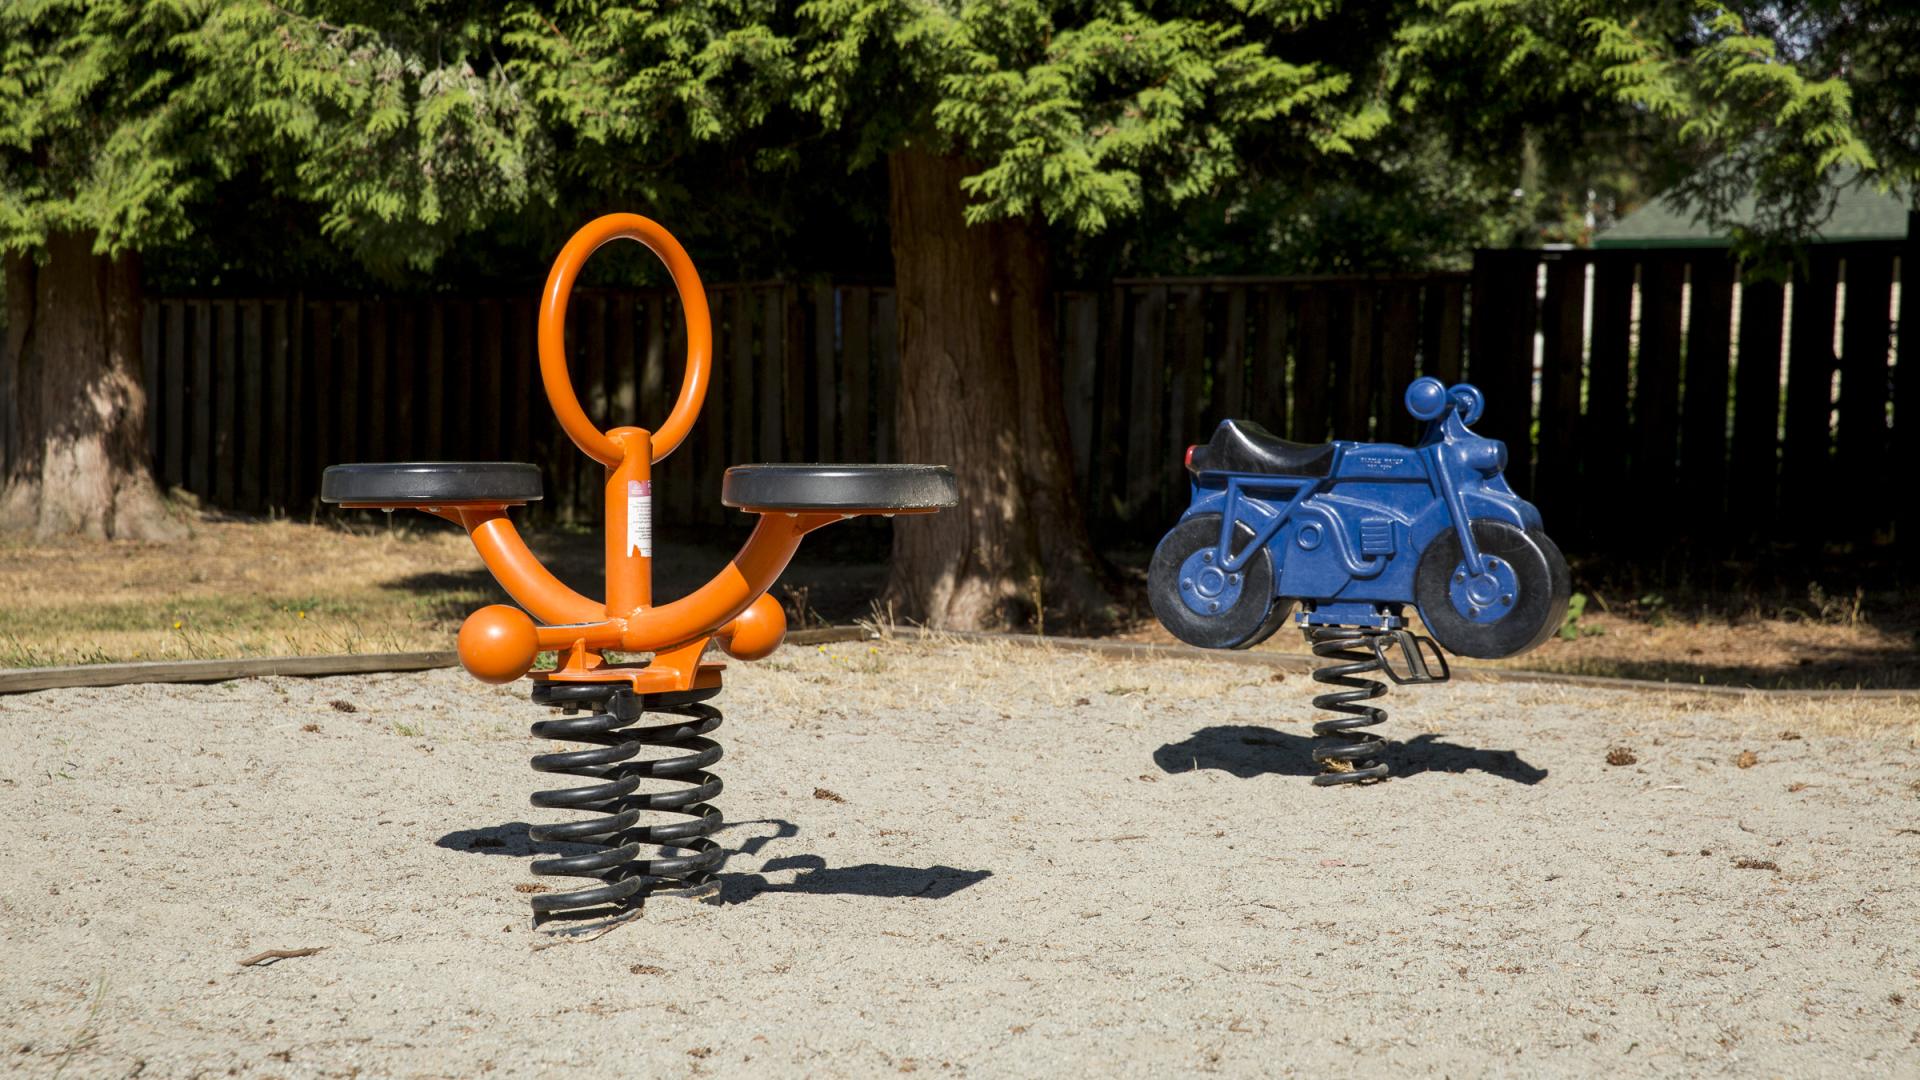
{"left": 1593, "top": 177, "right": 1912, "bottom": 248}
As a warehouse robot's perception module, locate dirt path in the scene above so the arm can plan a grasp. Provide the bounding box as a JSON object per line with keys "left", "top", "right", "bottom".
{"left": 2, "top": 637, "right": 1916, "bottom": 1077}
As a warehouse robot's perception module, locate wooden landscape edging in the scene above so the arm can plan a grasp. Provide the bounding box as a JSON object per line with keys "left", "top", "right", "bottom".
{"left": 895, "top": 628, "right": 1920, "bottom": 702}
{"left": 0, "top": 626, "right": 872, "bottom": 696}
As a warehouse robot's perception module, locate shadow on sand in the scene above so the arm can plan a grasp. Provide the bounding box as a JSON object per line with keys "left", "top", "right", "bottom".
{"left": 1152, "top": 724, "right": 1547, "bottom": 784}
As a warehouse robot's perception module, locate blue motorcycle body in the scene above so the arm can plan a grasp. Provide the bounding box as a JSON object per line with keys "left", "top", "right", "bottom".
{"left": 1148, "top": 378, "right": 1569, "bottom": 660}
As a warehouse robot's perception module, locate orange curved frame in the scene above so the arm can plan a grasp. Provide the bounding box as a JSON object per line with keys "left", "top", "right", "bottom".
{"left": 350, "top": 214, "right": 901, "bottom": 693}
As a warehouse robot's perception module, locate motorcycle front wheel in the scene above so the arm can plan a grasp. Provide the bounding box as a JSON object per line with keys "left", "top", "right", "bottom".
{"left": 1148, "top": 514, "right": 1283, "bottom": 649}
{"left": 1413, "top": 521, "right": 1571, "bottom": 660}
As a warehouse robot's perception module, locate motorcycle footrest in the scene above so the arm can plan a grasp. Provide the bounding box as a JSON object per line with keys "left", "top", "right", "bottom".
{"left": 1370, "top": 630, "right": 1451, "bottom": 685}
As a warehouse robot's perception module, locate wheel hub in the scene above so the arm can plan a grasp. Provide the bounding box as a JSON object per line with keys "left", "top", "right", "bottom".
{"left": 1178, "top": 546, "right": 1245, "bottom": 617}
{"left": 1448, "top": 555, "right": 1518, "bottom": 625}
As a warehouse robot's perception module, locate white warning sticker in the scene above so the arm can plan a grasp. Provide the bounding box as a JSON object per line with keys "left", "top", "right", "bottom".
{"left": 627, "top": 479, "right": 652, "bottom": 557}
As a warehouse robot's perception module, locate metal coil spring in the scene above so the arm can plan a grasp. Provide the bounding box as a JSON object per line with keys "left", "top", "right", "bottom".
{"left": 1305, "top": 627, "right": 1392, "bottom": 786}
{"left": 526, "top": 685, "right": 725, "bottom": 922}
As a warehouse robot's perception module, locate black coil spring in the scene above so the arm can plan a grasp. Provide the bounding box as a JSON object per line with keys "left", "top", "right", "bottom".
{"left": 526, "top": 685, "right": 725, "bottom": 921}
{"left": 1305, "top": 626, "right": 1392, "bottom": 786}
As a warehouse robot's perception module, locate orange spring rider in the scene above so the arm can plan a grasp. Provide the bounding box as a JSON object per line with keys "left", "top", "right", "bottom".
{"left": 323, "top": 214, "right": 955, "bottom": 926}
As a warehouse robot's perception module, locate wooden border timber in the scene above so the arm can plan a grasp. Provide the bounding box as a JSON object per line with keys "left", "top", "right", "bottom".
{"left": 895, "top": 629, "right": 1920, "bottom": 702}
{"left": 0, "top": 626, "right": 874, "bottom": 696}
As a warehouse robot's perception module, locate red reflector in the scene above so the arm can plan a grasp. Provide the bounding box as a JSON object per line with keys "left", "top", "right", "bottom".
{"left": 1184, "top": 445, "right": 1198, "bottom": 469}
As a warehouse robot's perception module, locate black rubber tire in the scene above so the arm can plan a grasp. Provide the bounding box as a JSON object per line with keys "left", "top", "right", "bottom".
{"left": 1414, "top": 520, "right": 1571, "bottom": 660}
{"left": 1148, "top": 514, "right": 1279, "bottom": 649}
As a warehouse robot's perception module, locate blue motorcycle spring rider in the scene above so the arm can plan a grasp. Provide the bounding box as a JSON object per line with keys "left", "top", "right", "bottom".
{"left": 1148, "top": 377, "right": 1570, "bottom": 785}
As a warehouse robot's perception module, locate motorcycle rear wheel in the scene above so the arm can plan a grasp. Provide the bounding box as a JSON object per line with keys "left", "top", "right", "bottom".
{"left": 1149, "top": 514, "right": 1281, "bottom": 649}
{"left": 1414, "top": 521, "right": 1570, "bottom": 660}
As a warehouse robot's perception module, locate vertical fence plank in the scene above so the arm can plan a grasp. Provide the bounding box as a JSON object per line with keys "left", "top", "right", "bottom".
{"left": 812, "top": 283, "right": 837, "bottom": 463}
{"left": 610, "top": 294, "right": 636, "bottom": 436}
{"left": 309, "top": 303, "right": 336, "bottom": 503}
{"left": 480, "top": 301, "right": 506, "bottom": 459}
{"left": 390, "top": 304, "right": 416, "bottom": 464}
{"left": 1730, "top": 277, "right": 1786, "bottom": 535}
{"left": 1090, "top": 286, "right": 1128, "bottom": 522}
{"left": 142, "top": 302, "right": 161, "bottom": 470}
{"left": 1783, "top": 252, "right": 1841, "bottom": 540}
{"left": 1337, "top": 285, "right": 1376, "bottom": 438}
{"left": 1534, "top": 257, "right": 1586, "bottom": 520}
{"left": 781, "top": 287, "right": 806, "bottom": 463}
{"left": 513, "top": 298, "right": 536, "bottom": 464}
{"left": 1837, "top": 250, "right": 1894, "bottom": 540}
{"left": 363, "top": 302, "right": 388, "bottom": 465}
{"left": 1126, "top": 285, "right": 1168, "bottom": 516}
{"left": 1165, "top": 285, "right": 1205, "bottom": 520}
{"left": 337, "top": 302, "right": 361, "bottom": 489}
{"left": 1217, "top": 287, "right": 1248, "bottom": 426}
{"left": 240, "top": 302, "right": 264, "bottom": 509}
{"left": 1469, "top": 251, "right": 1539, "bottom": 490}
{"left": 1251, "top": 287, "right": 1289, "bottom": 429}
{"left": 1378, "top": 285, "right": 1423, "bottom": 446}
{"left": 286, "top": 298, "right": 307, "bottom": 505}
{"left": 1292, "top": 287, "right": 1331, "bottom": 442}
{"left": 214, "top": 301, "right": 238, "bottom": 507}
{"left": 163, "top": 300, "right": 186, "bottom": 488}
{"left": 264, "top": 301, "right": 288, "bottom": 507}
{"left": 640, "top": 293, "right": 667, "bottom": 440}
{"left": 1583, "top": 256, "right": 1634, "bottom": 543}
{"left": 192, "top": 301, "right": 214, "bottom": 496}
{"left": 1680, "top": 257, "right": 1735, "bottom": 530}
{"left": 1062, "top": 292, "right": 1099, "bottom": 492}
{"left": 1631, "top": 257, "right": 1686, "bottom": 530}
{"left": 423, "top": 301, "right": 446, "bottom": 459}
{"left": 842, "top": 287, "right": 871, "bottom": 464}
{"left": 760, "top": 287, "right": 787, "bottom": 462}
{"left": 1425, "top": 279, "right": 1466, "bottom": 383}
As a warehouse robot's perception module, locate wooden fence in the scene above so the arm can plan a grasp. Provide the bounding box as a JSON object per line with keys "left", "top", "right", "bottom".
{"left": 1465, "top": 242, "right": 1910, "bottom": 552}
{"left": 134, "top": 284, "right": 897, "bottom": 528}
{"left": 121, "top": 246, "right": 1907, "bottom": 552}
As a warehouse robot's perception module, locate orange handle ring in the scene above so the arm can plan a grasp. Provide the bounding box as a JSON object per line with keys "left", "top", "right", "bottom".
{"left": 538, "top": 214, "right": 712, "bottom": 467}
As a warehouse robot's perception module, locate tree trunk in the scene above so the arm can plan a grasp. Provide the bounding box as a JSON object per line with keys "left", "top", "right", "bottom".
{"left": 881, "top": 149, "right": 1117, "bottom": 632}
{"left": 1, "top": 232, "right": 182, "bottom": 540}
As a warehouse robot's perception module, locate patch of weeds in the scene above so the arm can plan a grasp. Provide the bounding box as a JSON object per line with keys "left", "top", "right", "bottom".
{"left": 391, "top": 720, "right": 425, "bottom": 737}
{"left": 819, "top": 645, "right": 888, "bottom": 675}
{"left": 1605, "top": 747, "right": 1637, "bottom": 766}
{"left": 1733, "top": 858, "right": 1780, "bottom": 871}
{"left": 329, "top": 700, "right": 358, "bottom": 714}
{"left": 1105, "top": 685, "right": 1149, "bottom": 696}
{"left": 1558, "top": 593, "right": 1605, "bottom": 641}
{"left": 813, "top": 787, "right": 846, "bottom": 803}
{"left": 630, "top": 963, "right": 666, "bottom": 975}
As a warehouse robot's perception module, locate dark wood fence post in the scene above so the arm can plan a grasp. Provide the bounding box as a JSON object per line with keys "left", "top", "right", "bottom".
{"left": 1535, "top": 253, "right": 1587, "bottom": 531}
{"left": 1837, "top": 248, "right": 1895, "bottom": 540}
{"left": 1680, "top": 255, "right": 1735, "bottom": 533}
{"left": 1467, "top": 249, "right": 1540, "bottom": 495}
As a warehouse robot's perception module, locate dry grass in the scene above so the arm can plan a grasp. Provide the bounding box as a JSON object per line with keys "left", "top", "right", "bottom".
{"left": 0, "top": 513, "right": 887, "bottom": 668}
{"left": 0, "top": 517, "right": 487, "bottom": 665}
{"left": 3, "top": 516, "right": 1916, "bottom": 697}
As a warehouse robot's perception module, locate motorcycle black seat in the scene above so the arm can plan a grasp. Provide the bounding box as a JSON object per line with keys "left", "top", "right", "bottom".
{"left": 1189, "top": 419, "right": 1335, "bottom": 477}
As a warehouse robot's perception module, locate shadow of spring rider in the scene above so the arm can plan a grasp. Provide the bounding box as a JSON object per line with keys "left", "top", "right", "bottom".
{"left": 1149, "top": 378, "right": 1569, "bottom": 786}
{"left": 322, "top": 214, "right": 956, "bottom": 926}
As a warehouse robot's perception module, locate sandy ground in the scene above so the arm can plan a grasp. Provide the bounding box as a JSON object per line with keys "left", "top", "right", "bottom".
{"left": 2, "top": 636, "right": 1917, "bottom": 1078}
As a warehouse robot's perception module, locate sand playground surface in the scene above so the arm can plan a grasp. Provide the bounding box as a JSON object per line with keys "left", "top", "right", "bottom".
{"left": 2, "top": 636, "right": 1916, "bottom": 1077}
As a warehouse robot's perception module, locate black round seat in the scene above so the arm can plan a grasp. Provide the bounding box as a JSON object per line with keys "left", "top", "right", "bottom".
{"left": 321, "top": 462, "right": 543, "bottom": 506}
{"left": 721, "top": 464, "right": 957, "bottom": 512}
